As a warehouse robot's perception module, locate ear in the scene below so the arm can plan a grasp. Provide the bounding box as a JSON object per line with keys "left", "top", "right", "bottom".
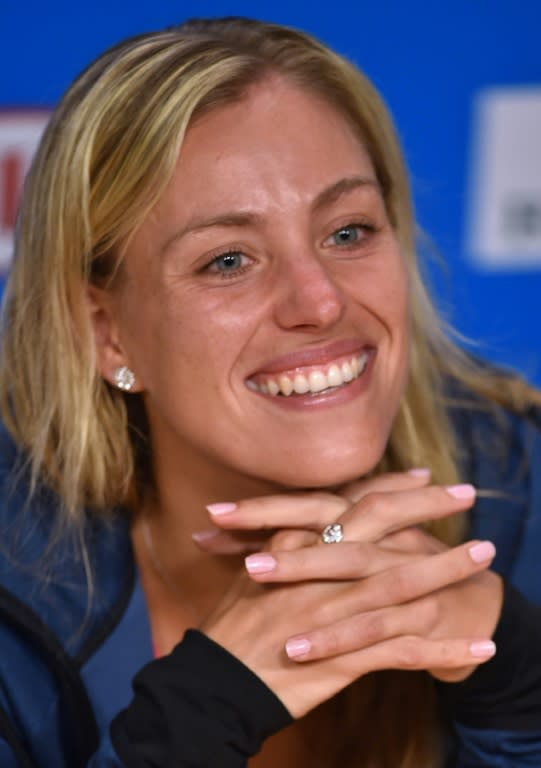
{"left": 86, "top": 284, "right": 143, "bottom": 392}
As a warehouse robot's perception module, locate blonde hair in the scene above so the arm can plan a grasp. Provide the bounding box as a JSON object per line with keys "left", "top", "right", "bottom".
{"left": 1, "top": 16, "right": 539, "bottom": 767}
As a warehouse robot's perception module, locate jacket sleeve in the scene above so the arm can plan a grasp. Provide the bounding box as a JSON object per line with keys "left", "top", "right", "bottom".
{"left": 439, "top": 581, "right": 541, "bottom": 766}
{"left": 107, "top": 629, "right": 292, "bottom": 767}
{"left": 442, "top": 402, "right": 541, "bottom": 765}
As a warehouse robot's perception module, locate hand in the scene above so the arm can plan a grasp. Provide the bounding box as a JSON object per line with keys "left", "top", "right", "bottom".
{"left": 192, "top": 470, "right": 431, "bottom": 554}
{"left": 199, "top": 474, "right": 502, "bottom": 716}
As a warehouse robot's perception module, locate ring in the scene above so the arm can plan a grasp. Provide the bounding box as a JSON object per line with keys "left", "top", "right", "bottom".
{"left": 321, "top": 523, "right": 344, "bottom": 544}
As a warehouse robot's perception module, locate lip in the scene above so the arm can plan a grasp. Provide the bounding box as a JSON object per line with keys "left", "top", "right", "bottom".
{"left": 247, "top": 338, "right": 372, "bottom": 378}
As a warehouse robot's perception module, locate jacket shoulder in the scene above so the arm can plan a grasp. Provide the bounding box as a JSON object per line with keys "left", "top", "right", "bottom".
{"left": 0, "top": 420, "right": 134, "bottom": 658}
{"left": 449, "top": 389, "right": 541, "bottom": 601}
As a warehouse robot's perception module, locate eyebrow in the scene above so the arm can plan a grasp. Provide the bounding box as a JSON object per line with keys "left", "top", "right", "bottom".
{"left": 161, "top": 175, "right": 381, "bottom": 252}
{"left": 312, "top": 175, "right": 381, "bottom": 213}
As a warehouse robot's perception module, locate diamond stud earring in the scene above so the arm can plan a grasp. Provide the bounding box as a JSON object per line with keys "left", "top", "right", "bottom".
{"left": 113, "top": 366, "right": 136, "bottom": 392}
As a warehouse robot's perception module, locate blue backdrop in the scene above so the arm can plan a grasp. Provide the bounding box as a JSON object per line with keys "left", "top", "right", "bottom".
{"left": 1, "top": 0, "right": 540, "bottom": 381}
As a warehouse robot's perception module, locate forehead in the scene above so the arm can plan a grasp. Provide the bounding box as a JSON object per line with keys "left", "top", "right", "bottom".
{"left": 156, "top": 77, "right": 377, "bottom": 219}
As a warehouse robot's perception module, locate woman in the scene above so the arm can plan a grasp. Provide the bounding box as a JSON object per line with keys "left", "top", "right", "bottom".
{"left": 0, "top": 15, "right": 540, "bottom": 768}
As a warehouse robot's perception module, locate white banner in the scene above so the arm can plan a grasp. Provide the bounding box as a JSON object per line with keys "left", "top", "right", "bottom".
{"left": 467, "top": 87, "right": 541, "bottom": 269}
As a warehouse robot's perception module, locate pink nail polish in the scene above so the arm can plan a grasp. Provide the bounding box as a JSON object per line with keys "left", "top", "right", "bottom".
{"left": 285, "top": 637, "right": 311, "bottom": 658}
{"left": 407, "top": 468, "right": 431, "bottom": 477}
{"left": 245, "top": 553, "right": 277, "bottom": 574}
{"left": 469, "top": 541, "right": 496, "bottom": 563}
{"left": 470, "top": 640, "right": 496, "bottom": 658}
{"left": 445, "top": 484, "right": 476, "bottom": 500}
{"left": 191, "top": 530, "right": 220, "bottom": 543}
{"left": 206, "top": 502, "right": 237, "bottom": 515}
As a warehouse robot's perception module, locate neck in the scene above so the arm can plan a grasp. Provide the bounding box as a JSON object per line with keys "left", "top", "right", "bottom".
{"left": 131, "top": 419, "right": 291, "bottom": 642}
{"left": 133, "top": 493, "right": 242, "bottom": 622}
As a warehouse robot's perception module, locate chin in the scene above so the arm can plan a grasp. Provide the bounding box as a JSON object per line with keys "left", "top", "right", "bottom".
{"left": 260, "top": 446, "right": 386, "bottom": 490}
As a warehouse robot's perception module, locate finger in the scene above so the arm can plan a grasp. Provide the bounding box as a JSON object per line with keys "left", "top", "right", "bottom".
{"left": 192, "top": 526, "right": 315, "bottom": 555}
{"left": 192, "top": 529, "right": 268, "bottom": 554}
{"left": 337, "top": 484, "right": 476, "bottom": 542}
{"left": 339, "top": 469, "right": 431, "bottom": 503}
{"left": 379, "top": 526, "right": 446, "bottom": 555}
{"left": 328, "top": 540, "right": 496, "bottom": 621}
{"left": 244, "top": 541, "right": 420, "bottom": 582}
{"left": 285, "top": 598, "right": 435, "bottom": 659}
{"left": 283, "top": 634, "right": 496, "bottom": 718}
{"left": 267, "top": 528, "right": 316, "bottom": 552}
{"left": 286, "top": 632, "right": 496, "bottom": 671}
{"left": 283, "top": 596, "right": 498, "bottom": 663}
{"left": 206, "top": 492, "right": 348, "bottom": 531}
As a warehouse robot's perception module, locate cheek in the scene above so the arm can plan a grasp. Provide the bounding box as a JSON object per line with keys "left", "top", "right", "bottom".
{"left": 349, "top": 248, "right": 410, "bottom": 332}
{"left": 133, "top": 285, "right": 260, "bottom": 389}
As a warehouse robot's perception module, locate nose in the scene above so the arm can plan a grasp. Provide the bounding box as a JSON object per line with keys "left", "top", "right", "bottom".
{"left": 272, "top": 250, "right": 346, "bottom": 331}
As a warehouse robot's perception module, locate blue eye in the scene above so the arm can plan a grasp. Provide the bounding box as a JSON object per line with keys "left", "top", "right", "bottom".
{"left": 214, "top": 252, "right": 243, "bottom": 270}
{"left": 331, "top": 225, "right": 364, "bottom": 246}
{"left": 205, "top": 250, "right": 250, "bottom": 277}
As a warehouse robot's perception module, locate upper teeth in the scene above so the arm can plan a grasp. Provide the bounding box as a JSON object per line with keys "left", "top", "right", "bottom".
{"left": 248, "top": 353, "right": 368, "bottom": 397}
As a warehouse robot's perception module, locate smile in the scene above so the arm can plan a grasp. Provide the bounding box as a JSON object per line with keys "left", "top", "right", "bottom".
{"left": 246, "top": 351, "right": 370, "bottom": 397}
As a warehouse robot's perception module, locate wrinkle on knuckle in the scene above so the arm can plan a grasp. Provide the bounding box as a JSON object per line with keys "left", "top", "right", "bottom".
{"left": 270, "top": 529, "right": 307, "bottom": 551}
{"left": 397, "top": 637, "right": 423, "bottom": 668}
{"left": 438, "top": 641, "right": 455, "bottom": 666}
{"left": 319, "top": 627, "right": 342, "bottom": 657}
{"left": 364, "top": 491, "right": 396, "bottom": 529}
{"left": 362, "top": 612, "right": 387, "bottom": 644}
{"left": 348, "top": 542, "right": 369, "bottom": 571}
{"left": 310, "top": 491, "right": 348, "bottom": 516}
{"left": 387, "top": 567, "right": 416, "bottom": 602}
{"left": 313, "top": 600, "right": 335, "bottom": 626}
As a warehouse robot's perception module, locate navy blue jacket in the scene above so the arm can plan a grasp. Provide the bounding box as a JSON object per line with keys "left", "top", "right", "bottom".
{"left": 0, "top": 396, "right": 540, "bottom": 766}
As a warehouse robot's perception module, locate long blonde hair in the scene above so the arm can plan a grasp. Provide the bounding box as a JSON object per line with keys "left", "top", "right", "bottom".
{"left": 1, "top": 16, "right": 539, "bottom": 767}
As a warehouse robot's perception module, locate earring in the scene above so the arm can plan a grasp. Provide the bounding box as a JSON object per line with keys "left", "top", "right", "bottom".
{"left": 113, "top": 366, "right": 136, "bottom": 392}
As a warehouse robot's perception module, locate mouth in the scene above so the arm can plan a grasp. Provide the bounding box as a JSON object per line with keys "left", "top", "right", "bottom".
{"left": 246, "top": 349, "right": 372, "bottom": 398}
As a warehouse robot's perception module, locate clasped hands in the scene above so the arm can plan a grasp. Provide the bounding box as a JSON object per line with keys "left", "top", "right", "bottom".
{"left": 196, "top": 471, "right": 503, "bottom": 718}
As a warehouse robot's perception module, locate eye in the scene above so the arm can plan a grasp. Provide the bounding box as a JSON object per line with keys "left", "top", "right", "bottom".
{"left": 203, "top": 249, "right": 251, "bottom": 278}
{"left": 326, "top": 224, "right": 371, "bottom": 247}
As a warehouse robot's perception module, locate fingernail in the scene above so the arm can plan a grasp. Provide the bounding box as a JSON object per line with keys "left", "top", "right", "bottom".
{"left": 469, "top": 540, "right": 496, "bottom": 563}
{"left": 245, "top": 553, "right": 277, "bottom": 574}
{"left": 407, "top": 467, "right": 431, "bottom": 477}
{"left": 206, "top": 502, "right": 237, "bottom": 515}
{"left": 285, "top": 637, "right": 311, "bottom": 658}
{"left": 445, "top": 484, "right": 476, "bottom": 500}
{"left": 470, "top": 640, "right": 496, "bottom": 658}
{"left": 191, "top": 530, "right": 220, "bottom": 543}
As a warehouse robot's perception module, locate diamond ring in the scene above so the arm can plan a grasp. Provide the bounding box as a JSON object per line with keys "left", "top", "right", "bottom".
{"left": 321, "top": 523, "right": 344, "bottom": 544}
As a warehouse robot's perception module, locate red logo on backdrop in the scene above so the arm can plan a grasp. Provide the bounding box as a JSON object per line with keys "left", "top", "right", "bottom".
{"left": 0, "top": 110, "right": 50, "bottom": 273}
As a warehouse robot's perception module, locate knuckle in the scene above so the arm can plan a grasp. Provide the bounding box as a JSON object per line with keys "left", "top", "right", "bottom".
{"left": 361, "top": 491, "right": 390, "bottom": 517}
{"left": 310, "top": 492, "right": 349, "bottom": 518}
{"left": 362, "top": 612, "right": 387, "bottom": 644}
{"left": 433, "top": 640, "right": 458, "bottom": 667}
{"left": 318, "top": 627, "right": 342, "bottom": 657}
{"left": 270, "top": 529, "right": 309, "bottom": 551}
{"left": 396, "top": 637, "right": 423, "bottom": 668}
{"left": 387, "top": 567, "right": 415, "bottom": 601}
{"left": 312, "top": 599, "right": 335, "bottom": 626}
{"left": 349, "top": 542, "right": 370, "bottom": 570}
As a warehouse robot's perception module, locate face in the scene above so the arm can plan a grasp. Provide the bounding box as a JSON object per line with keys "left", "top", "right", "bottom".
{"left": 92, "top": 77, "right": 411, "bottom": 498}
